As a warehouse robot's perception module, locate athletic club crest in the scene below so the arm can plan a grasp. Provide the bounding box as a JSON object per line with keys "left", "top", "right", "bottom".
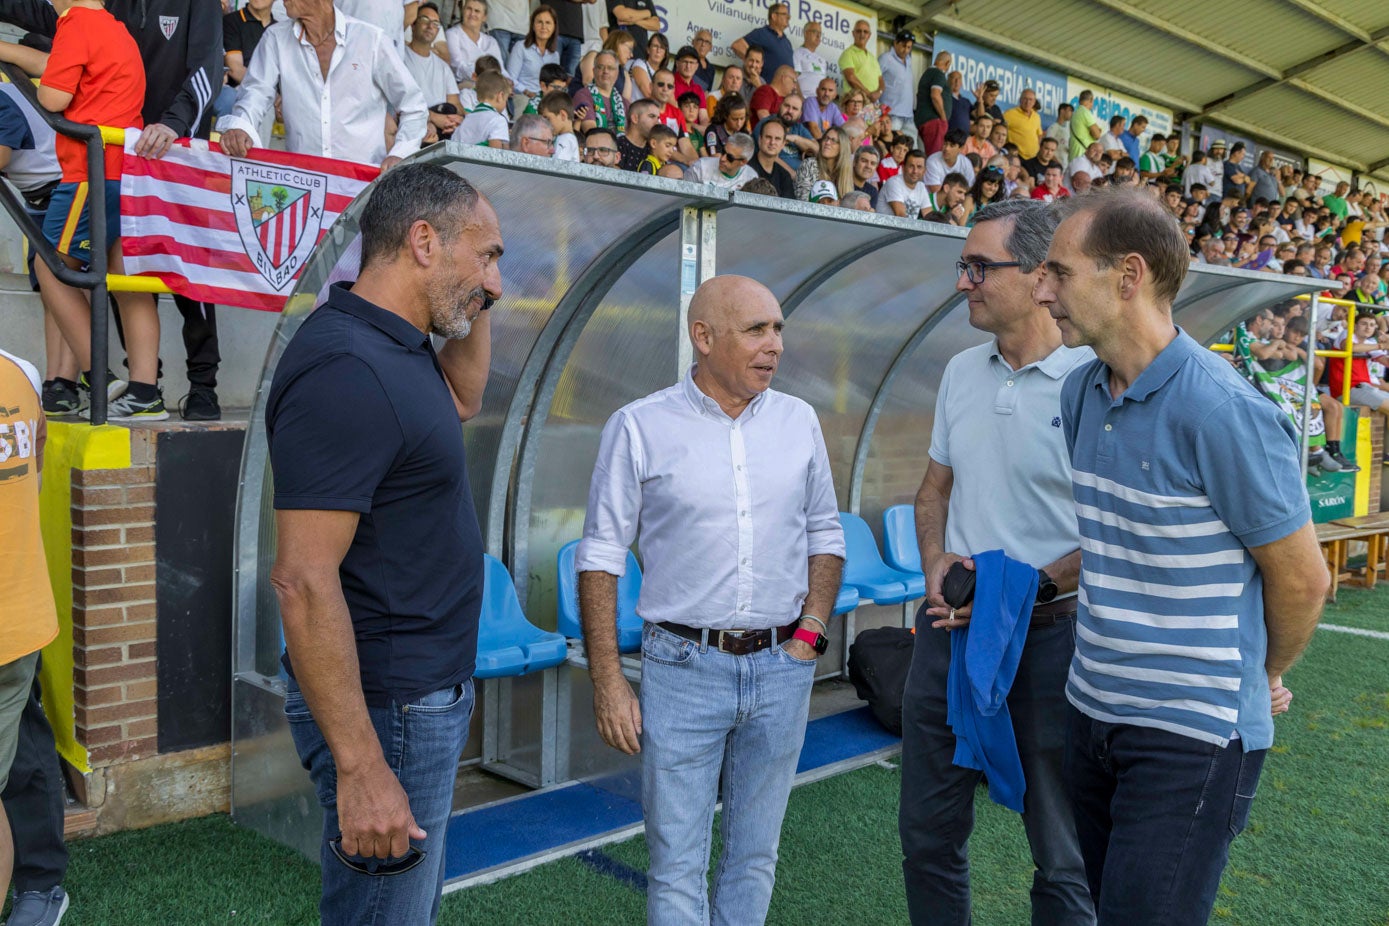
{"left": 159, "top": 15, "right": 179, "bottom": 38}
{"left": 230, "top": 159, "right": 328, "bottom": 290}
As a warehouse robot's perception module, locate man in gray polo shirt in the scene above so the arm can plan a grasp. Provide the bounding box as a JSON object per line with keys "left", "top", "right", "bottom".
{"left": 1034, "top": 189, "right": 1327, "bottom": 925}
{"left": 900, "top": 199, "right": 1095, "bottom": 926}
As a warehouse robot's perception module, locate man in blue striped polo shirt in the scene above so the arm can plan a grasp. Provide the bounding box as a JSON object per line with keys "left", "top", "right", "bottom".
{"left": 1033, "top": 189, "right": 1329, "bottom": 926}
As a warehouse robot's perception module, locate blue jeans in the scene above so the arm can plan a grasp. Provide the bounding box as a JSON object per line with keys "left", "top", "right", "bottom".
{"left": 1065, "top": 707, "right": 1266, "bottom": 925}
{"left": 639, "top": 622, "right": 816, "bottom": 926}
{"left": 489, "top": 28, "right": 522, "bottom": 59}
{"left": 899, "top": 605, "right": 1093, "bottom": 926}
{"left": 557, "top": 35, "right": 583, "bottom": 79}
{"left": 286, "top": 677, "right": 475, "bottom": 926}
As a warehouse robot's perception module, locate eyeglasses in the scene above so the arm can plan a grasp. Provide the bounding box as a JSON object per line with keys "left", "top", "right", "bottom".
{"left": 720, "top": 151, "right": 749, "bottom": 163}
{"left": 584, "top": 146, "right": 619, "bottom": 156}
{"left": 525, "top": 136, "right": 556, "bottom": 148}
{"left": 654, "top": 81, "right": 674, "bottom": 89}
{"left": 955, "top": 260, "right": 1020, "bottom": 284}
{"left": 328, "top": 838, "right": 427, "bottom": 877}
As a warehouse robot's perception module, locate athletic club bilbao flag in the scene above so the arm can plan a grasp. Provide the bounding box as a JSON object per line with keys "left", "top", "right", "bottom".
{"left": 119, "top": 134, "right": 379, "bottom": 311}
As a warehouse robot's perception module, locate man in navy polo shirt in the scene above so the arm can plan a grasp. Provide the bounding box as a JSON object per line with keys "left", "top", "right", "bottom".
{"left": 1033, "top": 190, "right": 1327, "bottom": 926}
{"left": 266, "top": 163, "right": 503, "bottom": 926}
{"left": 731, "top": 2, "right": 795, "bottom": 81}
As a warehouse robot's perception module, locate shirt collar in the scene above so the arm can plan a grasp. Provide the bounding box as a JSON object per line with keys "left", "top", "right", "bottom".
{"left": 326, "top": 282, "right": 431, "bottom": 350}
{"left": 682, "top": 364, "right": 767, "bottom": 420}
{"left": 990, "top": 341, "right": 1085, "bottom": 380}
{"left": 295, "top": 9, "right": 347, "bottom": 45}
{"left": 1090, "top": 326, "right": 1195, "bottom": 404}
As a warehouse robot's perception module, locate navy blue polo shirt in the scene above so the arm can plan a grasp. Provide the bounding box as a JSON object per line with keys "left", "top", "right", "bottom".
{"left": 266, "top": 283, "right": 482, "bottom": 706}
{"left": 741, "top": 25, "right": 795, "bottom": 79}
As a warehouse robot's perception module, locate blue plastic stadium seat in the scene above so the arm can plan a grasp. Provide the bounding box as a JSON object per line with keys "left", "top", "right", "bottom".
{"left": 475, "top": 554, "right": 569, "bottom": 679}
{"left": 833, "top": 584, "right": 860, "bottom": 615}
{"left": 840, "top": 512, "right": 926, "bottom": 604}
{"left": 882, "top": 504, "right": 923, "bottom": 575}
{"left": 556, "top": 540, "right": 645, "bottom": 653}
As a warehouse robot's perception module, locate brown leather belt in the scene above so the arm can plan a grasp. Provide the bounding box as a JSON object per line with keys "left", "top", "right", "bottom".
{"left": 657, "top": 620, "right": 798, "bottom": 655}
{"left": 1032, "top": 597, "right": 1078, "bottom": 626}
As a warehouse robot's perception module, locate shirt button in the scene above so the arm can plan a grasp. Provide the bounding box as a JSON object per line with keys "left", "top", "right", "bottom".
{"left": 1006, "top": 380, "right": 1014, "bottom": 387}
{"left": 742, "top": 558, "right": 750, "bottom": 565}
{"left": 741, "top": 604, "right": 750, "bottom": 611}
{"left": 1104, "top": 424, "right": 1113, "bottom": 431}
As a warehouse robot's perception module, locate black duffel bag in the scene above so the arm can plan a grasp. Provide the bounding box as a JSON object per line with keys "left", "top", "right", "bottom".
{"left": 847, "top": 626, "right": 916, "bottom": 736}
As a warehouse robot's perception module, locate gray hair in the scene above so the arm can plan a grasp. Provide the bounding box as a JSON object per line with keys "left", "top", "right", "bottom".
{"left": 971, "top": 199, "right": 1060, "bottom": 272}
{"left": 509, "top": 113, "right": 551, "bottom": 150}
{"left": 724, "top": 131, "right": 755, "bottom": 157}
{"left": 839, "top": 191, "right": 871, "bottom": 210}
{"left": 360, "top": 163, "right": 479, "bottom": 269}
{"left": 594, "top": 50, "right": 619, "bottom": 68}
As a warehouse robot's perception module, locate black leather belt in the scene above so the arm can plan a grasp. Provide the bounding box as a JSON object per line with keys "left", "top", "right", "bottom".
{"left": 1032, "top": 597, "right": 1078, "bottom": 627}
{"left": 657, "top": 620, "right": 798, "bottom": 655}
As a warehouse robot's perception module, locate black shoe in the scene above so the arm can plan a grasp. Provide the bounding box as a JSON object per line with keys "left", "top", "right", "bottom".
{"left": 1330, "top": 451, "right": 1360, "bottom": 473}
{"left": 179, "top": 386, "right": 221, "bottom": 421}
{"left": 42, "top": 378, "right": 82, "bottom": 416}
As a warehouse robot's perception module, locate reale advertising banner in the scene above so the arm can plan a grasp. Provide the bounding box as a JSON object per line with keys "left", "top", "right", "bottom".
{"left": 661, "top": 0, "right": 876, "bottom": 73}
{"left": 932, "top": 33, "right": 1067, "bottom": 122}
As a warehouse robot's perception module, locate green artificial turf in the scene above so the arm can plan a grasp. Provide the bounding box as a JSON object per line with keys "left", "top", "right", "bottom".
{"left": 16, "top": 587, "right": 1389, "bottom": 926}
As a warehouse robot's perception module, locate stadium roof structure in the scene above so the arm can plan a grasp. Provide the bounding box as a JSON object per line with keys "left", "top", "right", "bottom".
{"left": 899, "top": 0, "right": 1389, "bottom": 185}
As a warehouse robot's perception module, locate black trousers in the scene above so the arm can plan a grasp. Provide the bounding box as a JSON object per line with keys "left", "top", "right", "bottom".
{"left": 109, "top": 294, "right": 220, "bottom": 388}
{"left": 0, "top": 659, "right": 68, "bottom": 893}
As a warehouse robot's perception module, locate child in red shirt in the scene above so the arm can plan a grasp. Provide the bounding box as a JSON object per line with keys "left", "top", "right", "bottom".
{"left": 0, "top": 0, "right": 166, "bottom": 419}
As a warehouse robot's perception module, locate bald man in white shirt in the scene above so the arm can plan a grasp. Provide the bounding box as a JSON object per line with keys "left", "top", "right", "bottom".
{"left": 577, "top": 275, "right": 844, "bottom": 926}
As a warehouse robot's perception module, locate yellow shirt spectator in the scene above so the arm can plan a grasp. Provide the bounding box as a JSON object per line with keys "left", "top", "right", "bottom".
{"left": 1003, "top": 105, "right": 1042, "bottom": 159}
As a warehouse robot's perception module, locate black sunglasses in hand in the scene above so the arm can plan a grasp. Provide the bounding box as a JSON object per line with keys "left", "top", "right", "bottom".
{"left": 328, "top": 836, "right": 428, "bottom": 877}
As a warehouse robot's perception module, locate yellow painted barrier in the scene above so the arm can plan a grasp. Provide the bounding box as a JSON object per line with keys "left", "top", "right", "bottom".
{"left": 38, "top": 422, "right": 132, "bottom": 773}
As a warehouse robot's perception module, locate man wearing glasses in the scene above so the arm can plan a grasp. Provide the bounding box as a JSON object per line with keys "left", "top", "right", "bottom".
{"left": 691, "top": 29, "right": 715, "bottom": 91}
{"left": 686, "top": 132, "right": 758, "bottom": 189}
{"left": 649, "top": 68, "right": 700, "bottom": 164}
{"left": 511, "top": 113, "right": 556, "bottom": 156}
{"left": 581, "top": 127, "right": 622, "bottom": 168}
{"left": 900, "top": 200, "right": 1095, "bottom": 926}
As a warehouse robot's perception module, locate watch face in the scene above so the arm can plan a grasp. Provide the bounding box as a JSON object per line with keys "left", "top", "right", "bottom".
{"left": 812, "top": 633, "right": 829, "bottom": 655}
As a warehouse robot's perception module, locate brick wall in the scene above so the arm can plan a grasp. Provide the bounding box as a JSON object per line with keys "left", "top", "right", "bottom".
{"left": 69, "top": 430, "right": 158, "bottom": 766}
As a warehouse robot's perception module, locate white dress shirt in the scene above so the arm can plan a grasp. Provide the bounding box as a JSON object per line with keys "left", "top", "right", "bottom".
{"left": 577, "top": 368, "right": 846, "bottom": 630}
{"left": 336, "top": 0, "right": 409, "bottom": 49}
{"left": 443, "top": 24, "right": 509, "bottom": 82}
{"left": 218, "top": 12, "right": 427, "bottom": 165}
{"left": 876, "top": 49, "right": 913, "bottom": 118}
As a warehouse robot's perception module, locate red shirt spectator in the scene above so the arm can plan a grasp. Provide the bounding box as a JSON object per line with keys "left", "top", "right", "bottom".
{"left": 749, "top": 83, "right": 782, "bottom": 122}
{"left": 43, "top": 5, "right": 146, "bottom": 181}
{"left": 658, "top": 101, "right": 687, "bottom": 135}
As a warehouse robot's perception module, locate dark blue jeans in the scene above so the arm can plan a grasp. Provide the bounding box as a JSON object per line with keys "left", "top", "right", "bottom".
{"left": 899, "top": 606, "right": 1093, "bottom": 926}
{"left": 557, "top": 35, "right": 583, "bottom": 79}
{"left": 286, "top": 678, "right": 475, "bottom": 926}
{"left": 1065, "top": 707, "right": 1266, "bottom": 925}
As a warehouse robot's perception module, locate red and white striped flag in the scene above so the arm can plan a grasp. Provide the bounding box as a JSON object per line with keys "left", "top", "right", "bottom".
{"left": 119, "top": 134, "right": 378, "bottom": 311}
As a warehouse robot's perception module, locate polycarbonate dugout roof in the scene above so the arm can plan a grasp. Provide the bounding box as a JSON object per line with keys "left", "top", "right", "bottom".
{"left": 902, "top": 0, "right": 1389, "bottom": 183}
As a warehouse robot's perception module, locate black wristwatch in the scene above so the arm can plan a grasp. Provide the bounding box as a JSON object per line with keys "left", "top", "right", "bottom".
{"left": 1036, "top": 569, "right": 1059, "bottom": 604}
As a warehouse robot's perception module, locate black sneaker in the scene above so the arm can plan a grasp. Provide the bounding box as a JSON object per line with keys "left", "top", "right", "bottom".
{"left": 42, "top": 378, "right": 82, "bottom": 416}
{"left": 108, "top": 389, "right": 169, "bottom": 421}
{"left": 1330, "top": 451, "right": 1360, "bottom": 473}
{"left": 77, "top": 370, "right": 128, "bottom": 403}
{"left": 178, "top": 386, "right": 221, "bottom": 421}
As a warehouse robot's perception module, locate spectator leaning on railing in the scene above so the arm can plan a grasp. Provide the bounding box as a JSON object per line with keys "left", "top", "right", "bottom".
{"left": 217, "top": 0, "right": 427, "bottom": 168}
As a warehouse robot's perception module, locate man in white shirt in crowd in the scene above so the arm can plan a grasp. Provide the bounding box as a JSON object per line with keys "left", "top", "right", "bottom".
{"left": 218, "top": 0, "right": 427, "bottom": 167}
{"left": 878, "top": 149, "right": 933, "bottom": 218}
{"left": 577, "top": 274, "right": 844, "bottom": 926}
{"left": 1100, "top": 115, "right": 1126, "bottom": 156}
{"left": 402, "top": 3, "right": 462, "bottom": 140}
{"left": 337, "top": 0, "right": 415, "bottom": 50}
{"left": 1066, "top": 141, "right": 1104, "bottom": 191}
{"left": 793, "top": 20, "right": 830, "bottom": 100}
{"left": 686, "top": 131, "right": 758, "bottom": 190}
{"left": 1045, "top": 102, "right": 1072, "bottom": 168}
{"left": 924, "top": 129, "right": 975, "bottom": 193}
{"left": 878, "top": 30, "right": 915, "bottom": 135}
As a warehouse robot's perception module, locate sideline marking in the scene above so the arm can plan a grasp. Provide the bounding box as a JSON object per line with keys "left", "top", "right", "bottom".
{"left": 1319, "top": 622, "right": 1389, "bottom": 641}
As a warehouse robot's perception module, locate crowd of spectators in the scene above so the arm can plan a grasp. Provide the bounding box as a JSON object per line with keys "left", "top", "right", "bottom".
{"left": 2, "top": 0, "right": 1388, "bottom": 420}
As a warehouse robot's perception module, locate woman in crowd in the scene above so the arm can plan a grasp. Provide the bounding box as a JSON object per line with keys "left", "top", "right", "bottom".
{"left": 839, "top": 88, "right": 867, "bottom": 128}
{"left": 629, "top": 33, "right": 668, "bottom": 100}
{"left": 703, "top": 95, "right": 749, "bottom": 157}
{"left": 507, "top": 6, "right": 560, "bottom": 115}
{"left": 962, "top": 166, "right": 1005, "bottom": 223}
{"left": 444, "top": 0, "right": 509, "bottom": 85}
{"left": 794, "top": 126, "right": 854, "bottom": 201}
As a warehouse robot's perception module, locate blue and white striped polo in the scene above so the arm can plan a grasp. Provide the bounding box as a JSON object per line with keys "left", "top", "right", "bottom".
{"left": 1060, "top": 329, "right": 1310, "bottom": 750}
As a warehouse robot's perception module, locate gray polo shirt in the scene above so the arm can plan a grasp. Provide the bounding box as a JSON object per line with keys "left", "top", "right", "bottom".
{"left": 929, "top": 340, "right": 1094, "bottom": 574}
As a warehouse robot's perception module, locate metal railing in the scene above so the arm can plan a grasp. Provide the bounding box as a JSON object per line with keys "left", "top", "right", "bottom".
{"left": 0, "top": 64, "right": 170, "bottom": 425}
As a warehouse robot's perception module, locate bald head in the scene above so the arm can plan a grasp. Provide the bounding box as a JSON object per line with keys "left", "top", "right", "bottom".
{"left": 688, "top": 276, "right": 785, "bottom": 408}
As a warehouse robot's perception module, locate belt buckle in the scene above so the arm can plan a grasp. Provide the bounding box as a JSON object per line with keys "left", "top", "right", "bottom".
{"left": 715, "top": 629, "right": 753, "bottom": 654}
